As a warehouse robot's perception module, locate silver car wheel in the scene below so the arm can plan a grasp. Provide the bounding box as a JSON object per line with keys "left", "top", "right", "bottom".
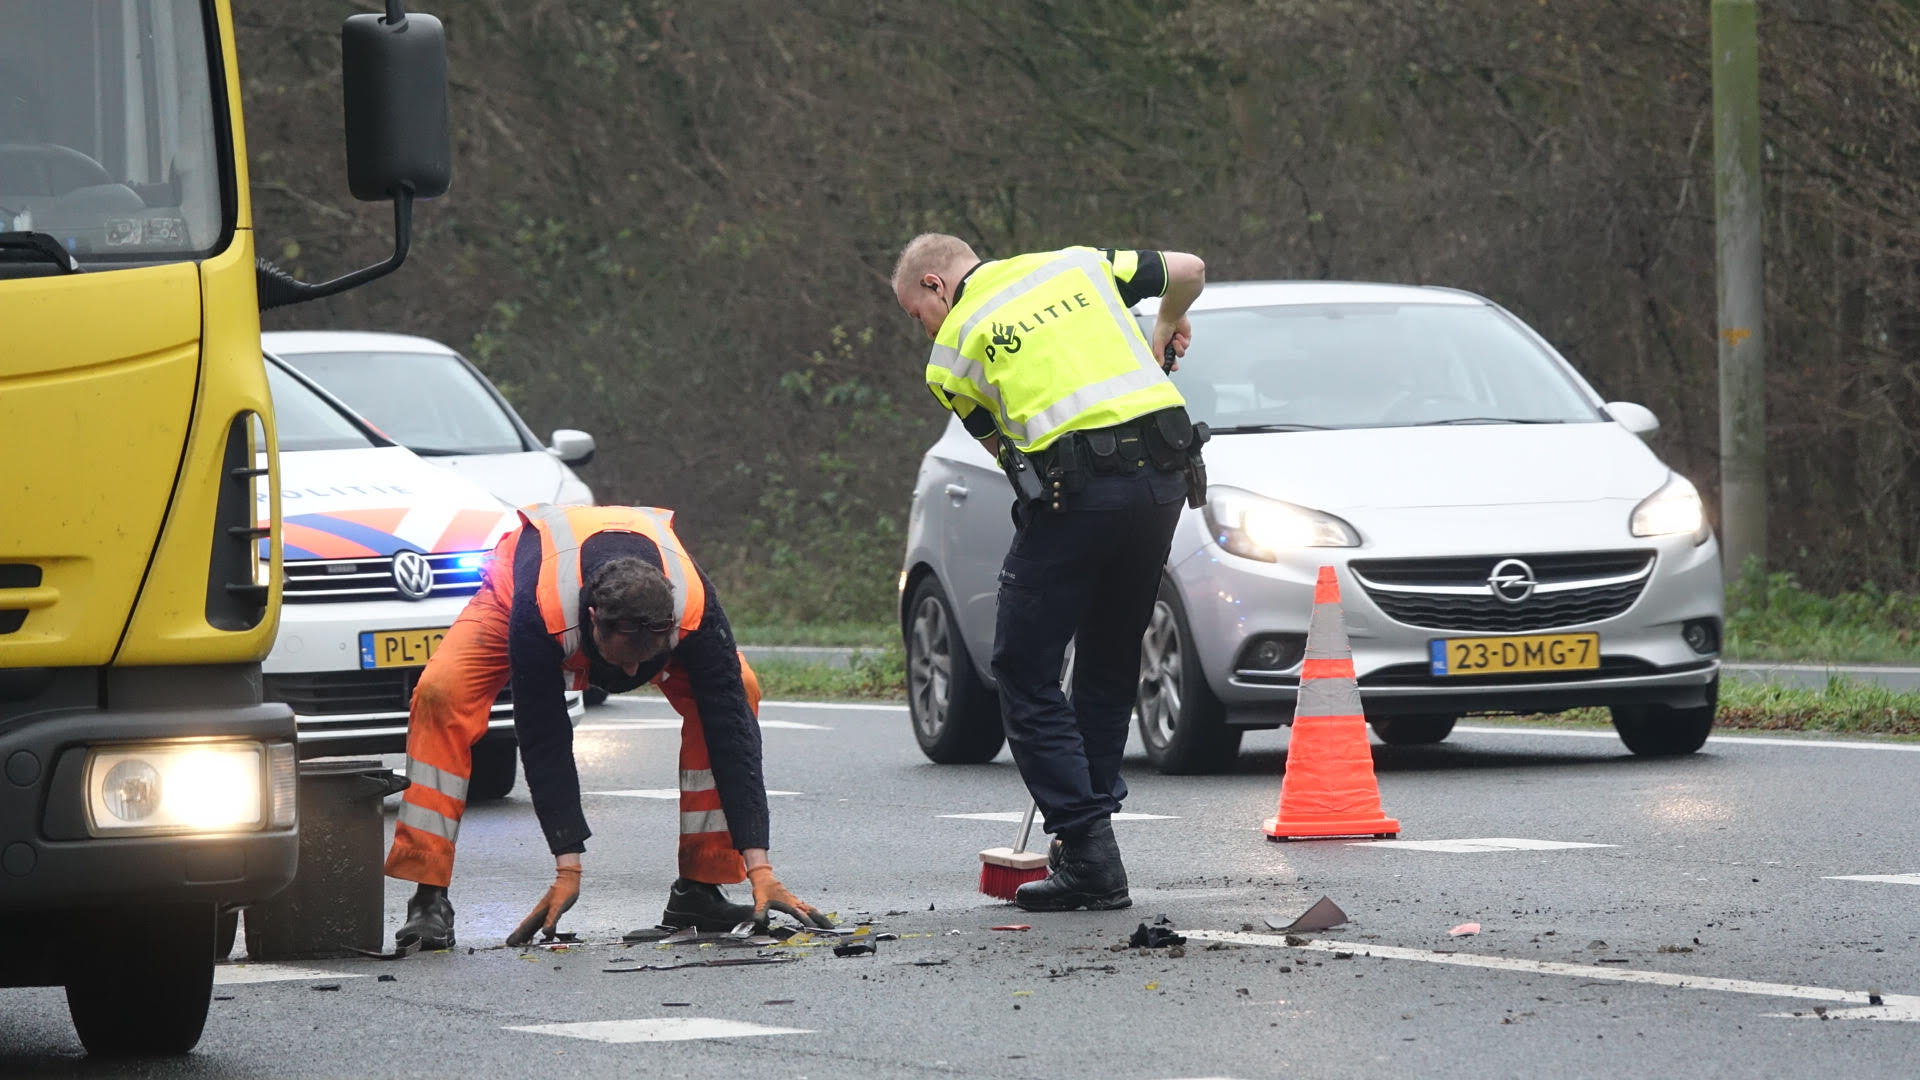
{"left": 909, "top": 594, "right": 953, "bottom": 740}
{"left": 1137, "top": 599, "right": 1183, "bottom": 749}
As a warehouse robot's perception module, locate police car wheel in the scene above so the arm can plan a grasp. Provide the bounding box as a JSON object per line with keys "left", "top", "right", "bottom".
{"left": 467, "top": 738, "right": 519, "bottom": 802}
{"left": 1136, "top": 579, "right": 1240, "bottom": 774}
{"left": 906, "top": 577, "right": 1005, "bottom": 764}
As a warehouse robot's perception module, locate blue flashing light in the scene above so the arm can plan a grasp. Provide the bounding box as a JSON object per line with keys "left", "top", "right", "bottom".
{"left": 454, "top": 553, "right": 488, "bottom": 570}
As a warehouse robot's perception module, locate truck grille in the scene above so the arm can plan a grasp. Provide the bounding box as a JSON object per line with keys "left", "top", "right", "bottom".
{"left": 1349, "top": 550, "right": 1655, "bottom": 633}
{"left": 282, "top": 552, "right": 487, "bottom": 603}
{"left": 265, "top": 669, "right": 513, "bottom": 717}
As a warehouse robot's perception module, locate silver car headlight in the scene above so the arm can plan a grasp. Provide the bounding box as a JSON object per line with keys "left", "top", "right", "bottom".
{"left": 1630, "top": 473, "right": 1709, "bottom": 544}
{"left": 85, "top": 741, "right": 292, "bottom": 836}
{"left": 1204, "top": 486, "right": 1360, "bottom": 561}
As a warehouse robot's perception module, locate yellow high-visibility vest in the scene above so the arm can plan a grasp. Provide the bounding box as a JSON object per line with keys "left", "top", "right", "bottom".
{"left": 925, "top": 247, "right": 1185, "bottom": 454}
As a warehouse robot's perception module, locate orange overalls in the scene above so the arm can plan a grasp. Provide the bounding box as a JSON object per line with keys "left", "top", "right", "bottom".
{"left": 383, "top": 505, "right": 754, "bottom": 889}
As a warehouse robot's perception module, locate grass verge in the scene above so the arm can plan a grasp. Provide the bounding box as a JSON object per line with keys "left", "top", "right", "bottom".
{"left": 731, "top": 620, "right": 895, "bottom": 648}
{"left": 1724, "top": 569, "right": 1919, "bottom": 663}
{"left": 748, "top": 643, "right": 905, "bottom": 701}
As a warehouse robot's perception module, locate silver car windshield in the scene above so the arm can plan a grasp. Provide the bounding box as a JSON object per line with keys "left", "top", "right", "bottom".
{"left": 0, "top": 0, "right": 225, "bottom": 263}
{"left": 268, "top": 363, "right": 376, "bottom": 453}
{"left": 279, "top": 350, "right": 529, "bottom": 456}
{"left": 1169, "top": 303, "right": 1602, "bottom": 431}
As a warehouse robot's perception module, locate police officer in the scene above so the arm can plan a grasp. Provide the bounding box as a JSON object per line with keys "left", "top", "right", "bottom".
{"left": 892, "top": 234, "right": 1207, "bottom": 912}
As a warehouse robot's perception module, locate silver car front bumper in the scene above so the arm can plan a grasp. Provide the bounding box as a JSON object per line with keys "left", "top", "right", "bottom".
{"left": 1167, "top": 505, "right": 1725, "bottom": 727}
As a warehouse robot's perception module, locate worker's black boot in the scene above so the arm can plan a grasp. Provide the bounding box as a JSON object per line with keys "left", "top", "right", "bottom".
{"left": 396, "top": 884, "right": 455, "bottom": 949}
{"left": 659, "top": 878, "right": 755, "bottom": 932}
{"left": 1015, "top": 819, "right": 1130, "bottom": 912}
{"left": 1048, "top": 836, "right": 1064, "bottom": 870}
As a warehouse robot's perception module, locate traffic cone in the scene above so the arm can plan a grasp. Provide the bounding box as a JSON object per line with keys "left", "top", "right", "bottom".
{"left": 1264, "top": 566, "right": 1401, "bottom": 841}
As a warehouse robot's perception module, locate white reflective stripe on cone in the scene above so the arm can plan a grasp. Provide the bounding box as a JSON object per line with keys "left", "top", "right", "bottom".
{"left": 679, "top": 768, "right": 717, "bottom": 792}
{"left": 397, "top": 800, "right": 461, "bottom": 842}
{"left": 679, "top": 809, "right": 729, "bottom": 834}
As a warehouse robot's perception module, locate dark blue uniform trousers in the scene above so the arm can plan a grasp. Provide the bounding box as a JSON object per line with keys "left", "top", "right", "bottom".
{"left": 991, "top": 467, "right": 1186, "bottom": 839}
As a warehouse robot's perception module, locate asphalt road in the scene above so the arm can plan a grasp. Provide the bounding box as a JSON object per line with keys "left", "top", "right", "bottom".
{"left": 5, "top": 697, "right": 1918, "bottom": 1078}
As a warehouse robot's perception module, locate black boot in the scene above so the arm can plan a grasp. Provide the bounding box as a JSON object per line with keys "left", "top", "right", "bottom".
{"left": 396, "top": 884, "right": 455, "bottom": 949}
{"left": 1015, "top": 819, "right": 1130, "bottom": 912}
{"left": 658, "top": 878, "right": 756, "bottom": 932}
{"left": 1048, "top": 836, "right": 1064, "bottom": 870}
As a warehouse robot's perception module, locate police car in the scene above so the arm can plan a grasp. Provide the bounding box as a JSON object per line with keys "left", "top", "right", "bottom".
{"left": 261, "top": 354, "right": 581, "bottom": 800}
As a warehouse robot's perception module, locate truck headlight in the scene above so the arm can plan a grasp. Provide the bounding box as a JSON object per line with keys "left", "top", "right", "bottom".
{"left": 1204, "top": 486, "right": 1360, "bottom": 561}
{"left": 86, "top": 742, "right": 272, "bottom": 836}
{"left": 1630, "top": 473, "right": 1709, "bottom": 544}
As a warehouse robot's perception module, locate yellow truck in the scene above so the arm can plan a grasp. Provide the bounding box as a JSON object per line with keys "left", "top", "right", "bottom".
{"left": 0, "top": 0, "right": 449, "bottom": 1055}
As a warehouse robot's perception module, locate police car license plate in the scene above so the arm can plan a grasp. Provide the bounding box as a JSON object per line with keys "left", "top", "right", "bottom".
{"left": 1429, "top": 633, "right": 1599, "bottom": 676}
{"left": 360, "top": 627, "right": 450, "bottom": 669}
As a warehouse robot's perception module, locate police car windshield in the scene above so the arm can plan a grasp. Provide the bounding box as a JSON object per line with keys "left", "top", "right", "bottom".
{"left": 1166, "top": 303, "right": 1601, "bottom": 431}
{"left": 279, "top": 350, "right": 529, "bottom": 456}
{"left": 267, "top": 363, "right": 377, "bottom": 453}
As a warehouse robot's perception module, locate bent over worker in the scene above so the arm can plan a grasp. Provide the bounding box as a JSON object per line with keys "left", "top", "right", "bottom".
{"left": 383, "top": 504, "right": 831, "bottom": 948}
{"left": 893, "top": 234, "right": 1207, "bottom": 913}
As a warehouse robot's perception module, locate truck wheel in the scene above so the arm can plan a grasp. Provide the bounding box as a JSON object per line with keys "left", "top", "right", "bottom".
{"left": 1137, "top": 579, "right": 1242, "bottom": 774}
{"left": 1372, "top": 715, "right": 1458, "bottom": 746}
{"left": 467, "top": 738, "right": 519, "bottom": 801}
{"left": 215, "top": 908, "right": 239, "bottom": 960}
{"left": 1611, "top": 678, "right": 1718, "bottom": 757}
{"left": 905, "top": 576, "right": 1005, "bottom": 764}
{"left": 67, "top": 903, "right": 215, "bottom": 1055}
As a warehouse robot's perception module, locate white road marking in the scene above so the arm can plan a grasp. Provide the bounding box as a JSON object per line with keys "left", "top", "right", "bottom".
{"left": 939, "top": 811, "right": 1177, "bottom": 822}
{"left": 586, "top": 789, "right": 800, "bottom": 799}
{"left": 507, "top": 1017, "right": 812, "bottom": 1043}
{"left": 584, "top": 715, "right": 832, "bottom": 731}
{"left": 1824, "top": 873, "right": 1920, "bottom": 886}
{"left": 1768, "top": 1003, "right": 1920, "bottom": 1022}
{"left": 215, "top": 964, "right": 364, "bottom": 986}
{"left": 1186, "top": 931, "right": 1920, "bottom": 1022}
{"left": 1355, "top": 837, "right": 1615, "bottom": 853}
{"left": 1454, "top": 724, "right": 1920, "bottom": 753}
{"left": 598, "top": 698, "right": 904, "bottom": 713}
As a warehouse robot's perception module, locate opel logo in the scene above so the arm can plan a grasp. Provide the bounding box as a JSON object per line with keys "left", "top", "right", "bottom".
{"left": 1487, "top": 558, "right": 1537, "bottom": 604}
{"left": 392, "top": 549, "right": 435, "bottom": 601}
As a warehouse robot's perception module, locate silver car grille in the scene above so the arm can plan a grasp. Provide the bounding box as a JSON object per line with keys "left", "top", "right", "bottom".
{"left": 282, "top": 552, "right": 486, "bottom": 603}
{"left": 1348, "top": 550, "right": 1655, "bottom": 633}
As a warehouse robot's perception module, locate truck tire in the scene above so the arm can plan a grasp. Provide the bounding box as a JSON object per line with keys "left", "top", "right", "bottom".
{"left": 905, "top": 576, "right": 1005, "bottom": 764}
{"left": 467, "top": 738, "right": 519, "bottom": 801}
{"left": 67, "top": 903, "right": 215, "bottom": 1055}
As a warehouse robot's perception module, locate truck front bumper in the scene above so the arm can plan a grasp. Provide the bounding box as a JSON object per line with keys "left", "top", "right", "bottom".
{"left": 0, "top": 701, "right": 299, "bottom": 912}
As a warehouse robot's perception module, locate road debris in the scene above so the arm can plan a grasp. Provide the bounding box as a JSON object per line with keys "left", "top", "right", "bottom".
{"left": 991, "top": 924, "right": 1031, "bottom": 932}
{"left": 1449, "top": 923, "right": 1481, "bottom": 937}
{"left": 832, "top": 942, "right": 875, "bottom": 958}
{"left": 1270, "top": 896, "right": 1349, "bottom": 933}
{"left": 601, "top": 956, "right": 800, "bottom": 972}
{"left": 1130, "top": 915, "right": 1186, "bottom": 949}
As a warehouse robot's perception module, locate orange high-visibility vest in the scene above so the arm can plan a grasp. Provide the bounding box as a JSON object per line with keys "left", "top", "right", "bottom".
{"left": 518, "top": 504, "right": 706, "bottom": 691}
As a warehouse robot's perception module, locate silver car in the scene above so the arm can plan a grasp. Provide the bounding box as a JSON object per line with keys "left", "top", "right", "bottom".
{"left": 899, "top": 281, "right": 1723, "bottom": 773}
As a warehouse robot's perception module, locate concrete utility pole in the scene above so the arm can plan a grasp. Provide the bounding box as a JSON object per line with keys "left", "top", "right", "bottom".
{"left": 1713, "top": 0, "right": 1766, "bottom": 576}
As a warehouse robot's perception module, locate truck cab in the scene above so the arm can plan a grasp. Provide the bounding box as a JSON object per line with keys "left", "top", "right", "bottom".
{"left": 0, "top": 0, "right": 449, "bottom": 1055}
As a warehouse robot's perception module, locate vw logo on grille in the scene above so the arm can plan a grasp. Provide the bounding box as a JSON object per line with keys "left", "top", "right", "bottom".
{"left": 1487, "top": 558, "right": 1537, "bottom": 604}
{"left": 392, "top": 550, "right": 435, "bottom": 601}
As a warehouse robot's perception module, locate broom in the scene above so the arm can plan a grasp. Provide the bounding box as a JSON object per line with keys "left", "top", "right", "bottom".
{"left": 978, "top": 800, "right": 1049, "bottom": 900}
{"left": 977, "top": 645, "right": 1073, "bottom": 900}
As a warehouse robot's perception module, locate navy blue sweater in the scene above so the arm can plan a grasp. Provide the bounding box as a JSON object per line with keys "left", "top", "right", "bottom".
{"left": 507, "top": 524, "right": 768, "bottom": 855}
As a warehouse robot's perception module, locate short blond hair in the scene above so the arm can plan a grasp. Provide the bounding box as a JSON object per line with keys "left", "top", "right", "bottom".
{"left": 891, "top": 233, "right": 977, "bottom": 294}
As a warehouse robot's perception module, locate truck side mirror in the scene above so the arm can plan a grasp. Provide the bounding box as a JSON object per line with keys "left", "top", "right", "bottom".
{"left": 341, "top": 7, "right": 451, "bottom": 201}
{"left": 256, "top": 2, "right": 451, "bottom": 310}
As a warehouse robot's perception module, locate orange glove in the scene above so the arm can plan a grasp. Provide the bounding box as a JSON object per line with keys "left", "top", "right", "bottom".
{"left": 746, "top": 865, "right": 834, "bottom": 930}
{"left": 506, "top": 865, "right": 581, "bottom": 946}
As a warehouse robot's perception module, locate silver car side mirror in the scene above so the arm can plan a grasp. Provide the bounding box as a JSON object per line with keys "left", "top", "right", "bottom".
{"left": 1605, "top": 401, "right": 1659, "bottom": 438}
{"left": 549, "top": 429, "right": 596, "bottom": 465}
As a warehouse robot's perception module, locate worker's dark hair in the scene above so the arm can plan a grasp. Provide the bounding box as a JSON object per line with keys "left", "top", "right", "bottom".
{"left": 586, "top": 558, "right": 675, "bottom": 635}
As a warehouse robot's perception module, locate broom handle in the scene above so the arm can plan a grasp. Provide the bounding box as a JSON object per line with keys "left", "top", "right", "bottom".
{"left": 1013, "top": 800, "right": 1038, "bottom": 854}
